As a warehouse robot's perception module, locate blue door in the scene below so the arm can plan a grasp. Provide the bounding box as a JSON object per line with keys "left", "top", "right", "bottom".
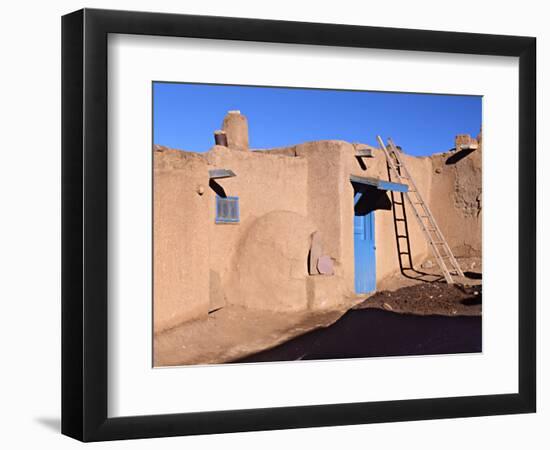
{"left": 354, "top": 193, "right": 376, "bottom": 294}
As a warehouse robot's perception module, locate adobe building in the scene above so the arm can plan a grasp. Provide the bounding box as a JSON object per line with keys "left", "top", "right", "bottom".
{"left": 154, "top": 111, "right": 482, "bottom": 333}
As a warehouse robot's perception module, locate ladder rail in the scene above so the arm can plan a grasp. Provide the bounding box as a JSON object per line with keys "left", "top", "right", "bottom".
{"left": 377, "top": 136, "right": 464, "bottom": 283}
{"left": 387, "top": 139, "right": 464, "bottom": 277}
{"left": 402, "top": 188, "right": 454, "bottom": 283}
{"left": 392, "top": 138, "right": 464, "bottom": 279}
{"left": 389, "top": 139, "right": 464, "bottom": 279}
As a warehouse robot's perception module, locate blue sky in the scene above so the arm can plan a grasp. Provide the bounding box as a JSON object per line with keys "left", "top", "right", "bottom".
{"left": 153, "top": 82, "right": 481, "bottom": 156}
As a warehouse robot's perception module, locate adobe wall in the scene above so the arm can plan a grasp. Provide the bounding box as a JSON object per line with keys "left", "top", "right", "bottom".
{"left": 225, "top": 132, "right": 481, "bottom": 295}
{"left": 260, "top": 140, "right": 434, "bottom": 289}
{"left": 295, "top": 141, "right": 353, "bottom": 297}
{"left": 428, "top": 142, "right": 482, "bottom": 257}
{"left": 205, "top": 145, "right": 310, "bottom": 312}
{"left": 153, "top": 116, "right": 482, "bottom": 332}
{"left": 153, "top": 147, "right": 210, "bottom": 333}
{"left": 227, "top": 210, "right": 316, "bottom": 312}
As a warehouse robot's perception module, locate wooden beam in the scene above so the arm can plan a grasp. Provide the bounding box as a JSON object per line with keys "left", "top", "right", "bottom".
{"left": 209, "top": 169, "right": 236, "bottom": 179}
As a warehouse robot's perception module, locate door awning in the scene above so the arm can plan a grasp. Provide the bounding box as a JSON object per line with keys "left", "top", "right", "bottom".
{"left": 350, "top": 175, "right": 408, "bottom": 193}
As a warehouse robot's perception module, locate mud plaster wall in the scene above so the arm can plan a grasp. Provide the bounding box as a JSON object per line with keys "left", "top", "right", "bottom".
{"left": 153, "top": 148, "right": 210, "bottom": 332}
{"left": 153, "top": 137, "right": 481, "bottom": 332}
{"left": 256, "top": 138, "right": 482, "bottom": 286}
{"left": 205, "top": 146, "right": 309, "bottom": 312}
{"left": 261, "top": 141, "right": 434, "bottom": 288}
{"left": 429, "top": 143, "right": 482, "bottom": 257}
{"left": 227, "top": 210, "right": 316, "bottom": 312}
{"left": 295, "top": 141, "right": 352, "bottom": 296}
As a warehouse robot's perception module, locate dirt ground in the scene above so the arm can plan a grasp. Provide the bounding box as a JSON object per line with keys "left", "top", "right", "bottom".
{"left": 154, "top": 304, "right": 352, "bottom": 366}
{"left": 376, "top": 256, "right": 482, "bottom": 290}
{"left": 354, "top": 282, "right": 481, "bottom": 316}
{"left": 357, "top": 256, "right": 482, "bottom": 317}
{"left": 155, "top": 256, "right": 481, "bottom": 366}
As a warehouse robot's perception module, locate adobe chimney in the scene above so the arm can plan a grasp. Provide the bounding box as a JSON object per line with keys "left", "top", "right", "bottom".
{"left": 213, "top": 130, "right": 228, "bottom": 147}
{"left": 222, "top": 110, "right": 249, "bottom": 151}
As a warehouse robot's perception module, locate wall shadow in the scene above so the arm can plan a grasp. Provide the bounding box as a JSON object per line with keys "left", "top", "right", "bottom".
{"left": 445, "top": 148, "right": 475, "bottom": 165}
{"left": 353, "top": 183, "right": 391, "bottom": 216}
{"left": 355, "top": 155, "right": 368, "bottom": 171}
{"left": 209, "top": 179, "right": 227, "bottom": 197}
{"left": 385, "top": 164, "right": 443, "bottom": 283}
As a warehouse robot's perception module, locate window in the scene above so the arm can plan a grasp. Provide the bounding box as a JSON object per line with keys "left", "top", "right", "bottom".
{"left": 215, "top": 196, "right": 240, "bottom": 223}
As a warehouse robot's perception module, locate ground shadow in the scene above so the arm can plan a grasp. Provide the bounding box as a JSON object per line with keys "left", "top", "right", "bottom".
{"left": 461, "top": 296, "right": 482, "bottom": 306}
{"left": 401, "top": 267, "right": 444, "bottom": 283}
{"left": 458, "top": 283, "right": 482, "bottom": 306}
{"left": 464, "top": 271, "right": 482, "bottom": 280}
{"left": 234, "top": 309, "right": 482, "bottom": 363}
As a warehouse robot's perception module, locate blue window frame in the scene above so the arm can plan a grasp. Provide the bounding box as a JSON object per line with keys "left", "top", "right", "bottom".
{"left": 215, "top": 196, "right": 240, "bottom": 223}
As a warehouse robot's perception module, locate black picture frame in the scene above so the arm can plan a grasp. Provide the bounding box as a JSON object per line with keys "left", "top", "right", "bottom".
{"left": 61, "top": 8, "right": 536, "bottom": 442}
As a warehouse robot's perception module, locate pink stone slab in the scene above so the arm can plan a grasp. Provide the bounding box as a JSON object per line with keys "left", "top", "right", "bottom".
{"left": 317, "top": 255, "right": 334, "bottom": 275}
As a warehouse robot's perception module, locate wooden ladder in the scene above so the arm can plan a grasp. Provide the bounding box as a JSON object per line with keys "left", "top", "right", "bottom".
{"left": 376, "top": 136, "right": 464, "bottom": 284}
